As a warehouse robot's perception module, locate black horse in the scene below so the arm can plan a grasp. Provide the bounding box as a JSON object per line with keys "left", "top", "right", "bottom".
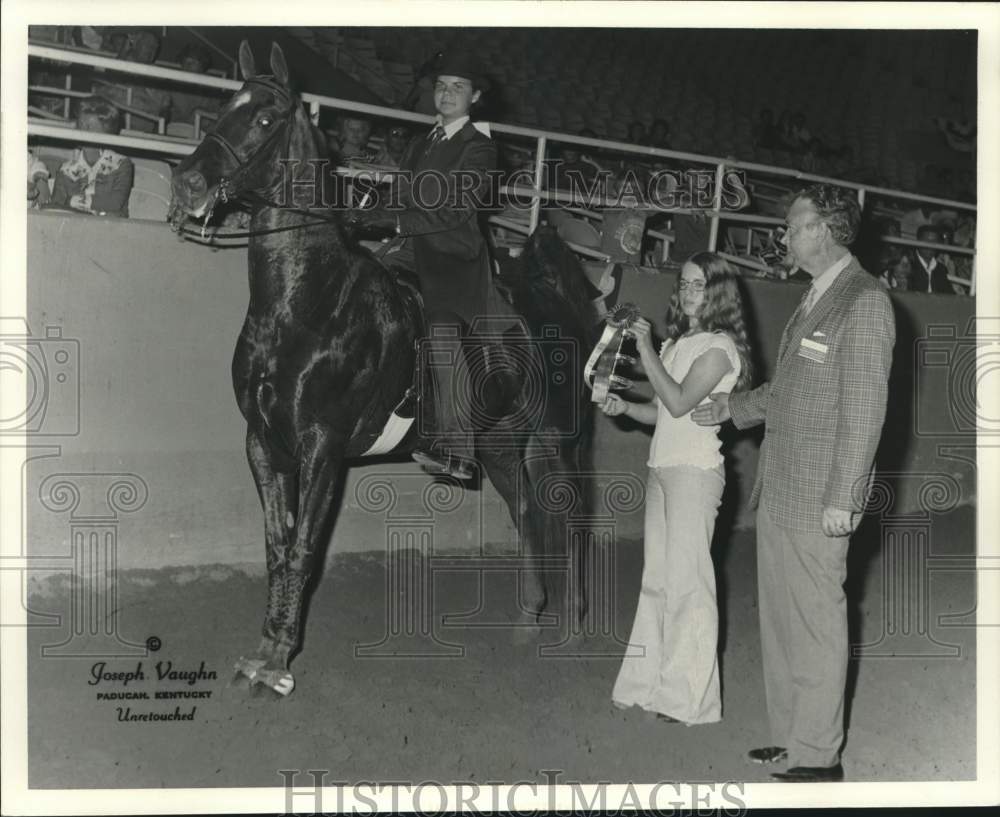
{"left": 169, "top": 42, "right": 596, "bottom": 697}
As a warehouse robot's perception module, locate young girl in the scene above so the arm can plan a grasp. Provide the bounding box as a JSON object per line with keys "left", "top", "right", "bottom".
{"left": 607, "top": 252, "right": 752, "bottom": 725}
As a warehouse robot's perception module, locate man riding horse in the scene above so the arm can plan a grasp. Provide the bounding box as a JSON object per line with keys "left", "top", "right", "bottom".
{"left": 168, "top": 43, "right": 594, "bottom": 697}
{"left": 351, "top": 53, "right": 497, "bottom": 480}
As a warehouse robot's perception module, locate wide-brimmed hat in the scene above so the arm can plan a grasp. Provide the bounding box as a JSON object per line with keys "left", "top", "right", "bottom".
{"left": 432, "top": 52, "right": 491, "bottom": 92}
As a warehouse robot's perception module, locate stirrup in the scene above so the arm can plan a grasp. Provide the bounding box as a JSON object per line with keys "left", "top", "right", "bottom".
{"left": 412, "top": 449, "right": 474, "bottom": 480}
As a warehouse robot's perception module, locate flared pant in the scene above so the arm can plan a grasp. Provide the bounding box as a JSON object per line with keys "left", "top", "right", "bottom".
{"left": 613, "top": 464, "right": 725, "bottom": 724}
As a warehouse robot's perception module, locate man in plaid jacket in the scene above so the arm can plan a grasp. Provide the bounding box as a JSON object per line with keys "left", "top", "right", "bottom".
{"left": 693, "top": 184, "right": 895, "bottom": 782}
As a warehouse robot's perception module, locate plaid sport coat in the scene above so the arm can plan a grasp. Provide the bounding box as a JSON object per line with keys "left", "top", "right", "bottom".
{"left": 729, "top": 257, "right": 895, "bottom": 532}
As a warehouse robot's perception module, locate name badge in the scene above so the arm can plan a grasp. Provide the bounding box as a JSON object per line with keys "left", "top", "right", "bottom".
{"left": 798, "top": 336, "right": 829, "bottom": 362}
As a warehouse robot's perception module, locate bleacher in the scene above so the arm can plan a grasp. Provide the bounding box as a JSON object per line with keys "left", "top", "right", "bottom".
{"left": 26, "top": 28, "right": 978, "bottom": 293}
{"left": 312, "top": 27, "right": 976, "bottom": 195}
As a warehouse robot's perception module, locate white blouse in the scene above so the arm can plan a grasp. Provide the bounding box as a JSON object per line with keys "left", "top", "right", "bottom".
{"left": 647, "top": 331, "right": 741, "bottom": 470}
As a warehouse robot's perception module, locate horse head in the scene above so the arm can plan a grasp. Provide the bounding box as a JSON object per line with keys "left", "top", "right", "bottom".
{"left": 170, "top": 41, "right": 311, "bottom": 225}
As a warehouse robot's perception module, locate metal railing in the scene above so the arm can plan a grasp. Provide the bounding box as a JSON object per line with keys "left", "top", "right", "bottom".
{"left": 31, "top": 83, "right": 166, "bottom": 134}
{"left": 27, "top": 43, "right": 977, "bottom": 294}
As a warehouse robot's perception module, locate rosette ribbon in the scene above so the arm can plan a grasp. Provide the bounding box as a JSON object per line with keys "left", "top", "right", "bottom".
{"left": 584, "top": 302, "right": 639, "bottom": 404}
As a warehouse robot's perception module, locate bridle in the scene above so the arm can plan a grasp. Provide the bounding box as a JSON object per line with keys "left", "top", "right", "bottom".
{"left": 172, "top": 75, "right": 341, "bottom": 240}
{"left": 202, "top": 76, "right": 293, "bottom": 202}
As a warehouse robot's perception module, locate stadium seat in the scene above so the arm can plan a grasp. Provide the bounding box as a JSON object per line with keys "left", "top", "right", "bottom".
{"left": 129, "top": 157, "right": 173, "bottom": 222}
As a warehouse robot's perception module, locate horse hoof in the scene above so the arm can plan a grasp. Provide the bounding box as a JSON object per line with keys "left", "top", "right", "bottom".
{"left": 249, "top": 667, "right": 295, "bottom": 698}
{"left": 231, "top": 656, "right": 266, "bottom": 685}
{"left": 249, "top": 681, "right": 288, "bottom": 701}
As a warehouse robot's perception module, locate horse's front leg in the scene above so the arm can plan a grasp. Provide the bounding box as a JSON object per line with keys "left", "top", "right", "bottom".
{"left": 253, "top": 426, "right": 344, "bottom": 698}
{"left": 233, "top": 429, "right": 298, "bottom": 689}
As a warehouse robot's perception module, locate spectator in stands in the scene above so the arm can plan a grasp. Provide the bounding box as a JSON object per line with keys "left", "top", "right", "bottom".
{"left": 878, "top": 256, "right": 906, "bottom": 291}
{"left": 649, "top": 118, "right": 671, "bottom": 150}
{"left": 870, "top": 217, "right": 903, "bottom": 286}
{"left": 372, "top": 123, "right": 411, "bottom": 168}
{"left": 27, "top": 149, "right": 51, "bottom": 208}
{"left": 868, "top": 219, "right": 906, "bottom": 290}
{"left": 330, "top": 116, "right": 376, "bottom": 163}
{"left": 909, "top": 224, "right": 952, "bottom": 294}
{"left": 164, "top": 44, "right": 220, "bottom": 128}
{"left": 72, "top": 26, "right": 108, "bottom": 51}
{"left": 49, "top": 97, "right": 134, "bottom": 218}
{"left": 178, "top": 43, "right": 212, "bottom": 74}
{"left": 106, "top": 29, "right": 161, "bottom": 64}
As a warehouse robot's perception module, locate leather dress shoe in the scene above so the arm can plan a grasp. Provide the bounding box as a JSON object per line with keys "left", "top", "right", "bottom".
{"left": 771, "top": 763, "right": 844, "bottom": 783}
{"left": 412, "top": 449, "right": 474, "bottom": 480}
{"left": 746, "top": 746, "right": 788, "bottom": 764}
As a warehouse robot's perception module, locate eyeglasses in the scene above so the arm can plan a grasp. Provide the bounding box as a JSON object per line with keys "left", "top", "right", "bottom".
{"left": 779, "top": 218, "right": 823, "bottom": 238}
{"left": 677, "top": 280, "right": 706, "bottom": 292}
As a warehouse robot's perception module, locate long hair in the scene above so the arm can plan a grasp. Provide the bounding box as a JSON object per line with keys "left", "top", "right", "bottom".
{"left": 663, "top": 252, "right": 754, "bottom": 391}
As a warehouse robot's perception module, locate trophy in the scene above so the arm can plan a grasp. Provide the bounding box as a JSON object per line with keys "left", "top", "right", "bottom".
{"left": 584, "top": 302, "right": 640, "bottom": 404}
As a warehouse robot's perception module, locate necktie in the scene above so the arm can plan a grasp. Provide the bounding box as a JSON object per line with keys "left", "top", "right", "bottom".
{"left": 424, "top": 125, "right": 445, "bottom": 155}
{"left": 802, "top": 285, "right": 818, "bottom": 315}
{"left": 787, "top": 286, "right": 815, "bottom": 336}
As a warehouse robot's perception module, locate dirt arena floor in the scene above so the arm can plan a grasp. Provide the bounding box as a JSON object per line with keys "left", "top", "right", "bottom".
{"left": 26, "top": 505, "right": 976, "bottom": 789}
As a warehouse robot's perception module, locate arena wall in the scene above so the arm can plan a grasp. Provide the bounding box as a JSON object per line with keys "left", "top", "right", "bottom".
{"left": 23, "top": 212, "right": 976, "bottom": 571}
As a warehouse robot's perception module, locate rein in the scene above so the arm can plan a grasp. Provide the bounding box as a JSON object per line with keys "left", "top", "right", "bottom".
{"left": 172, "top": 186, "right": 344, "bottom": 242}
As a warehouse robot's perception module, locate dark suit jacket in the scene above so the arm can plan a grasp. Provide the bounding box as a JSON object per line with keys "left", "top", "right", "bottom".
{"left": 908, "top": 254, "right": 952, "bottom": 294}
{"left": 729, "top": 258, "right": 895, "bottom": 532}
{"left": 396, "top": 120, "right": 498, "bottom": 324}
